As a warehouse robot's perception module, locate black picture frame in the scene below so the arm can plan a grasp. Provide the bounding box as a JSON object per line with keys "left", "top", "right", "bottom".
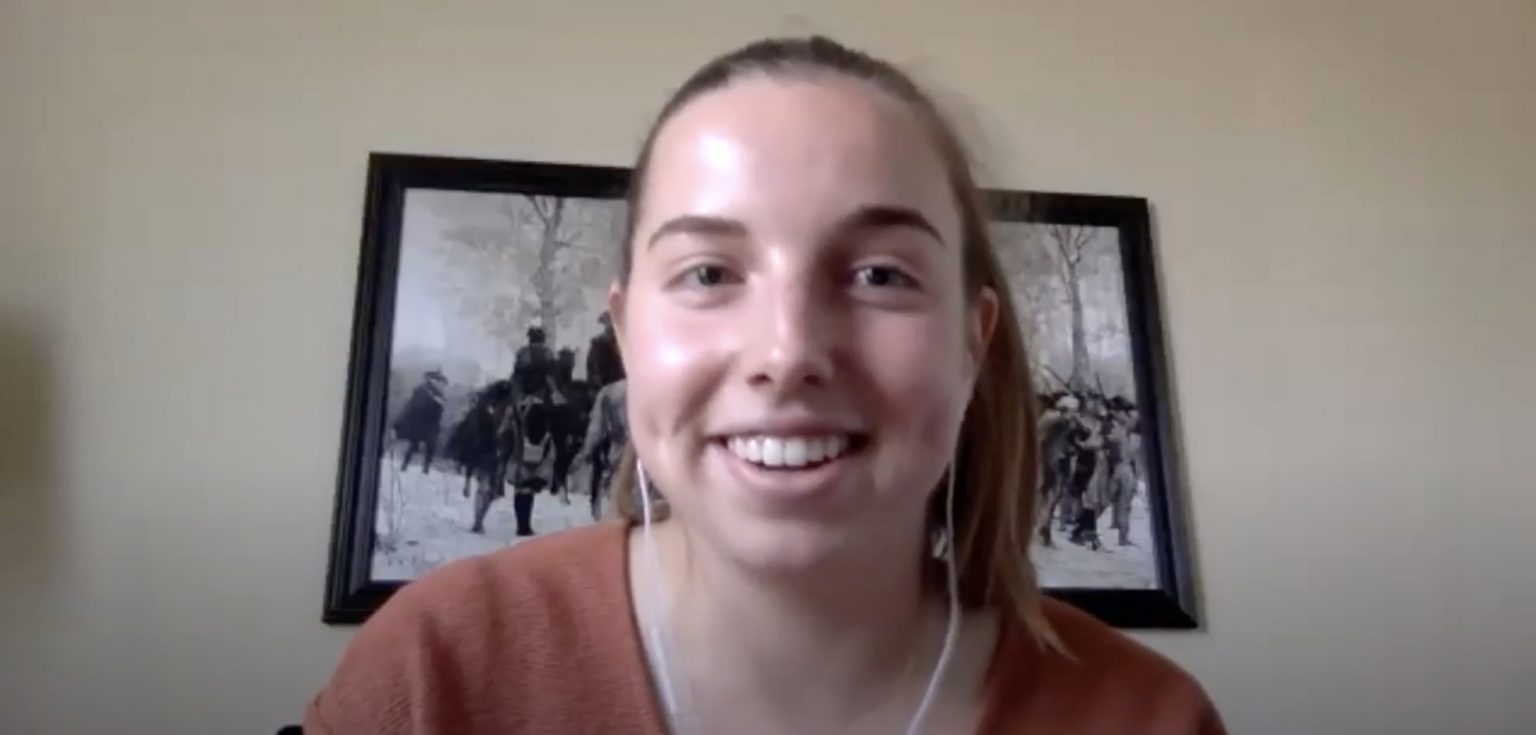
{"left": 324, "top": 153, "right": 1199, "bottom": 629}
{"left": 987, "top": 190, "right": 1199, "bottom": 629}
{"left": 323, "top": 154, "right": 629, "bottom": 623}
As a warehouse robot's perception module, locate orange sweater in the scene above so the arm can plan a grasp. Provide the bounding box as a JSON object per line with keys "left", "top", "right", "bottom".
{"left": 306, "top": 523, "right": 1224, "bottom": 734}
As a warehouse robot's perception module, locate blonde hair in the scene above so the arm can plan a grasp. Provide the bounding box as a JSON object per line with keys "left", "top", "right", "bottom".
{"left": 608, "top": 36, "right": 1057, "bottom": 650}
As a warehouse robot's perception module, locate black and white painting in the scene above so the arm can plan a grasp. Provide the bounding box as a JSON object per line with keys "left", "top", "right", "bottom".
{"left": 988, "top": 191, "right": 1196, "bottom": 627}
{"left": 994, "top": 220, "right": 1153, "bottom": 588}
{"left": 326, "top": 156, "right": 1196, "bottom": 628}
{"left": 373, "top": 188, "right": 628, "bottom": 582}
{"left": 324, "top": 156, "right": 630, "bottom": 622}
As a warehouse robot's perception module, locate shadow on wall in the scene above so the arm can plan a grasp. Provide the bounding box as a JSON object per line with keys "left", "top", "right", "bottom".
{"left": 0, "top": 312, "right": 62, "bottom": 628}
{"left": 1143, "top": 201, "right": 1209, "bottom": 630}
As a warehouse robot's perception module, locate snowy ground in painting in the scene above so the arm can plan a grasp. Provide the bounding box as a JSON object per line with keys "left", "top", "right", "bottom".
{"left": 372, "top": 457, "right": 1157, "bottom": 590}
{"left": 1032, "top": 495, "right": 1156, "bottom": 589}
{"left": 371, "top": 459, "right": 604, "bottom": 582}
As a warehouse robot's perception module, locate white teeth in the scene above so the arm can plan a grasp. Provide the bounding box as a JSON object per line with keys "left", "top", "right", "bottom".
{"left": 828, "top": 434, "right": 848, "bottom": 459}
{"left": 761, "top": 437, "right": 785, "bottom": 466}
{"left": 782, "top": 438, "right": 808, "bottom": 467}
{"left": 726, "top": 434, "right": 854, "bottom": 468}
{"left": 805, "top": 438, "right": 827, "bottom": 463}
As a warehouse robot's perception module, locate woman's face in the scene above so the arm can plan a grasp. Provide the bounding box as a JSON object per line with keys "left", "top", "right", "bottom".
{"left": 613, "top": 75, "right": 996, "bottom": 572}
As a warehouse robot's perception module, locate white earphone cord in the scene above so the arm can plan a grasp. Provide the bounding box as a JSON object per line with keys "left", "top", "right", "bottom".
{"left": 638, "top": 470, "right": 689, "bottom": 724}
{"left": 638, "top": 463, "right": 961, "bottom": 735}
{"left": 904, "top": 466, "right": 962, "bottom": 735}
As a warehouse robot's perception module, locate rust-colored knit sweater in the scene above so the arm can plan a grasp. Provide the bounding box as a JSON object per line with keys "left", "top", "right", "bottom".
{"left": 306, "top": 522, "right": 1224, "bottom": 734}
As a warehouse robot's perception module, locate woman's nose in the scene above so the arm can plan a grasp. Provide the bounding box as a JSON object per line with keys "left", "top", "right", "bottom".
{"left": 745, "top": 281, "right": 836, "bottom": 392}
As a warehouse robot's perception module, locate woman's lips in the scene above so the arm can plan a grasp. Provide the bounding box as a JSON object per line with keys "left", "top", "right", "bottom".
{"left": 723, "top": 434, "right": 852, "bottom": 468}
{"left": 711, "top": 436, "right": 868, "bottom": 509}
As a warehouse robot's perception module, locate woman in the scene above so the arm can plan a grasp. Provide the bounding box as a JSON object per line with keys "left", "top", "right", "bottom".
{"left": 305, "top": 36, "right": 1224, "bottom": 734}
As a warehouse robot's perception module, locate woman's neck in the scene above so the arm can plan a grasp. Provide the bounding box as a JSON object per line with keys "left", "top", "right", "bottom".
{"left": 634, "top": 519, "right": 952, "bottom": 734}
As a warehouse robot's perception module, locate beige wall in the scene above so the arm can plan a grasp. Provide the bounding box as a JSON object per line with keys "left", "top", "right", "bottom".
{"left": 3, "top": 1, "right": 1533, "bottom": 733}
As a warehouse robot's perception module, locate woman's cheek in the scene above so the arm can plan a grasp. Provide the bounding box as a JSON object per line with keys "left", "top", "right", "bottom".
{"left": 628, "top": 312, "right": 731, "bottom": 440}
{"left": 867, "top": 325, "right": 971, "bottom": 445}
{"left": 864, "top": 317, "right": 964, "bottom": 391}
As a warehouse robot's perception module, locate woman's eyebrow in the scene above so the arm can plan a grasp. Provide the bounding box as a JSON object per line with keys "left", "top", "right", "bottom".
{"left": 834, "top": 205, "right": 945, "bottom": 247}
{"left": 647, "top": 215, "right": 748, "bottom": 248}
{"left": 645, "top": 206, "right": 944, "bottom": 248}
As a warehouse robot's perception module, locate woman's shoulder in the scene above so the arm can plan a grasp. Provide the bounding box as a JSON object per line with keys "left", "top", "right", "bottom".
{"left": 376, "top": 521, "right": 631, "bottom": 651}
{"left": 362, "top": 522, "right": 618, "bottom": 616}
{"left": 304, "top": 522, "right": 645, "bottom": 734}
{"left": 984, "top": 598, "right": 1225, "bottom": 734}
{"left": 1038, "top": 597, "right": 1202, "bottom": 682}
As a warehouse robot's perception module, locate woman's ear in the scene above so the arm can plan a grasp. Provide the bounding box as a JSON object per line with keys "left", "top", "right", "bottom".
{"left": 968, "top": 287, "right": 999, "bottom": 384}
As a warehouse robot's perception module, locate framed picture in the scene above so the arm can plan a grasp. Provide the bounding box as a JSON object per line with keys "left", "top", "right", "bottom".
{"left": 324, "top": 153, "right": 1198, "bottom": 629}
{"left": 987, "top": 191, "right": 1199, "bottom": 628}
{"left": 323, "top": 154, "right": 630, "bottom": 622}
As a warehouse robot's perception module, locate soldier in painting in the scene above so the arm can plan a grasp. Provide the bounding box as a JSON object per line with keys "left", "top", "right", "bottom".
{"left": 512, "top": 325, "right": 556, "bottom": 399}
{"left": 393, "top": 369, "right": 448, "bottom": 474}
{"left": 585, "top": 312, "right": 625, "bottom": 390}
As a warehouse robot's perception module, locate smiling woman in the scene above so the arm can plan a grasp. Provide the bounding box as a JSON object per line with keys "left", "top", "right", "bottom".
{"left": 304, "top": 36, "right": 1225, "bottom": 735}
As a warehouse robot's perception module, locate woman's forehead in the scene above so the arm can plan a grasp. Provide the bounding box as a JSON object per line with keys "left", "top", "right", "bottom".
{"left": 638, "top": 75, "right": 960, "bottom": 243}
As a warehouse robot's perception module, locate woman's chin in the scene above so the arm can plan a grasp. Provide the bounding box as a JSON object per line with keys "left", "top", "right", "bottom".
{"left": 696, "top": 511, "right": 852, "bottom": 576}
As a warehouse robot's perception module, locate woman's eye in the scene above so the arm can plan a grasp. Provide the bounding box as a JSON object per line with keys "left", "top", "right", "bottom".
{"left": 680, "top": 264, "right": 737, "bottom": 288}
{"left": 852, "top": 265, "right": 917, "bottom": 289}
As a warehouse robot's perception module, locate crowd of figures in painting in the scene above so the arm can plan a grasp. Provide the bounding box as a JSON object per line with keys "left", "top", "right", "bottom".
{"left": 372, "top": 189, "right": 628, "bottom": 581}
{"left": 385, "top": 321, "right": 627, "bottom": 535}
{"left": 995, "top": 221, "right": 1156, "bottom": 588}
{"left": 373, "top": 190, "right": 1156, "bottom": 589}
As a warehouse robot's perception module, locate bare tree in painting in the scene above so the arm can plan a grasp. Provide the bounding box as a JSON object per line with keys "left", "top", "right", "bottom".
{"left": 1045, "top": 224, "right": 1096, "bottom": 392}
{"left": 522, "top": 196, "right": 616, "bottom": 344}
{"left": 434, "top": 223, "right": 521, "bottom": 366}
{"left": 526, "top": 196, "right": 565, "bottom": 341}
{"left": 438, "top": 194, "right": 614, "bottom": 351}
{"left": 993, "top": 222, "right": 1061, "bottom": 392}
